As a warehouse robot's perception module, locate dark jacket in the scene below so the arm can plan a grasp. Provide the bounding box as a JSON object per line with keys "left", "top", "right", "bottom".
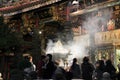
{"left": 81, "top": 62, "right": 94, "bottom": 80}
{"left": 70, "top": 63, "right": 81, "bottom": 79}
{"left": 43, "top": 61, "right": 56, "bottom": 79}
{"left": 105, "top": 60, "right": 116, "bottom": 79}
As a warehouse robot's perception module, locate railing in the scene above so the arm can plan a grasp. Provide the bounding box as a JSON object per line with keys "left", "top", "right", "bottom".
{"left": 70, "top": 0, "right": 119, "bottom": 16}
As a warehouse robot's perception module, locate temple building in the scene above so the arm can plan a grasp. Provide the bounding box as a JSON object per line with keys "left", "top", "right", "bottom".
{"left": 1, "top": 0, "right": 120, "bottom": 79}
{"left": 0, "top": 0, "right": 70, "bottom": 79}
{"left": 69, "top": 0, "right": 120, "bottom": 68}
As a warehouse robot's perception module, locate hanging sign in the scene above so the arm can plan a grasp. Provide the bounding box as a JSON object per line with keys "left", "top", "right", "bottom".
{"left": 95, "top": 29, "right": 120, "bottom": 44}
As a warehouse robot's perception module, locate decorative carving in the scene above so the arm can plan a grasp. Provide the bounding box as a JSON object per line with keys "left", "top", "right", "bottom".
{"left": 52, "top": 6, "right": 58, "bottom": 20}
{"left": 95, "top": 46, "right": 113, "bottom": 61}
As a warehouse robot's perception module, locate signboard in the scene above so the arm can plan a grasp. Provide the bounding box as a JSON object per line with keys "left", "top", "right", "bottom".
{"left": 95, "top": 29, "right": 120, "bottom": 44}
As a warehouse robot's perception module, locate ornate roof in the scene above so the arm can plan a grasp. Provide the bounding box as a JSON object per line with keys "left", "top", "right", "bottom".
{"left": 0, "top": 0, "right": 67, "bottom": 16}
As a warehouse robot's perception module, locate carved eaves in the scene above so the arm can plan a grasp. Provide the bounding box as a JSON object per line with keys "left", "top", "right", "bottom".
{"left": 0, "top": 0, "right": 65, "bottom": 16}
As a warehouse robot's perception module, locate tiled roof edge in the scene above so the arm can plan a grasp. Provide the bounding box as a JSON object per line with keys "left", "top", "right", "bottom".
{"left": 0, "top": 0, "right": 62, "bottom": 16}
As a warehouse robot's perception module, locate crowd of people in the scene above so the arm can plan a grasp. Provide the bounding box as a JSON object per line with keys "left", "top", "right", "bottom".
{"left": 9, "top": 53, "right": 120, "bottom": 80}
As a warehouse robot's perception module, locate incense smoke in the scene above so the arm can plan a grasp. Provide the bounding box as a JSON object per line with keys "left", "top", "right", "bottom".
{"left": 46, "top": 8, "right": 113, "bottom": 64}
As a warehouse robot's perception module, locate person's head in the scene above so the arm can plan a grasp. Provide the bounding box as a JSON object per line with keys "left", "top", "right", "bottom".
{"left": 28, "top": 55, "right": 33, "bottom": 62}
{"left": 24, "top": 55, "right": 32, "bottom": 62}
{"left": 99, "top": 60, "right": 104, "bottom": 65}
{"left": 24, "top": 56, "right": 29, "bottom": 61}
{"left": 95, "top": 60, "right": 100, "bottom": 68}
{"left": 46, "top": 54, "right": 52, "bottom": 61}
{"left": 73, "top": 58, "right": 77, "bottom": 63}
{"left": 40, "top": 55, "right": 46, "bottom": 61}
{"left": 106, "top": 59, "right": 112, "bottom": 65}
{"left": 83, "top": 56, "right": 89, "bottom": 63}
{"left": 102, "top": 72, "right": 111, "bottom": 79}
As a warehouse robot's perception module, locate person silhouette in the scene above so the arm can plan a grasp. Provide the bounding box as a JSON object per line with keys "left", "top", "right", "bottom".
{"left": 70, "top": 58, "right": 81, "bottom": 79}
{"left": 81, "top": 56, "right": 94, "bottom": 80}
{"left": 43, "top": 54, "right": 57, "bottom": 79}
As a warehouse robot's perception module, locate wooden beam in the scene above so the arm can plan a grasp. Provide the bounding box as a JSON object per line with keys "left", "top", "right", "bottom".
{"left": 70, "top": 0, "right": 120, "bottom": 16}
